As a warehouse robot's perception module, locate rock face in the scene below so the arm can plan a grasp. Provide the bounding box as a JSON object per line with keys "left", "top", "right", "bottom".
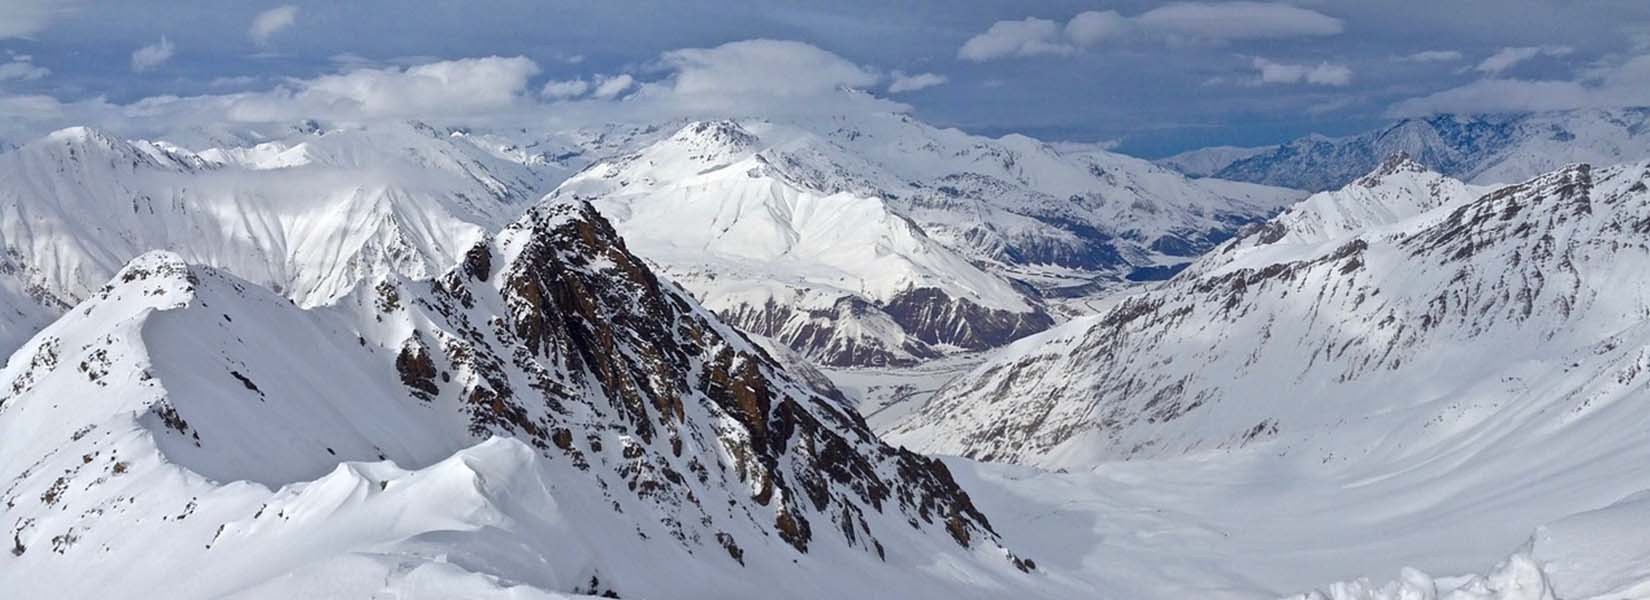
{"left": 890, "top": 159, "right": 1650, "bottom": 469}
{"left": 0, "top": 199, "right": 1042, "bottom": 599}
{"left": 555, "top": 116, "right": 1297, "bottom": 366}
{"left": 1159, "top": 108, "right": 1650, "bottom": 191}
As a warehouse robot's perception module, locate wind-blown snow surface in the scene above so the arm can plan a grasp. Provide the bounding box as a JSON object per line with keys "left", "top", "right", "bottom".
{"left": 0, "top": 200, "right": 1050, "bottom": 599}
{"left": 0, "top": 121, "right": 569, "bottom": 362}
{"left": 885, "top": 159, "right": 1650, "bottom": 596}
{"left": 1161, "top": 108, "right": 1650, "bottom": 191}
{"left": 554, "top": 115, "right": 1299, "bottom": 366}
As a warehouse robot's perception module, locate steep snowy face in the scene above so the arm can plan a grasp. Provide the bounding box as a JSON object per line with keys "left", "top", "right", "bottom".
{"left": 1188, "top": 154, "right": 1491, "bottom": 274}
{"left": 1164, "top": 108, "right": 1650, "bottom": 191}
{"left": 0, "top": 122, "right": 553, "bottom": 330}
{"left": 554, "top": 115, "right": 1298, "bottom": 366}
{"left": 0, "top": 200, "right": 1042, "bottom": 599}
{"left": 556, "top": 119, "right": 1055, "bottom": 367}
{"left": 891, "top": 159, "right": 1650, "bottom": 468}
{"left": 790, "top": 114, "right": 1303, "bottom": 281}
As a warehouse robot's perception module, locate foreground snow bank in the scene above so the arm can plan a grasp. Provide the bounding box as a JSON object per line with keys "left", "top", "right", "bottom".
{"left": 1289, "top": 489, "right": 1650, "bottom": 600}
{"left": 1287, "top": 557, "right": 1552, "bottom": 600}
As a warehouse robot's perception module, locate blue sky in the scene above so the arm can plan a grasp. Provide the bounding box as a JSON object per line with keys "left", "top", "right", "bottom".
{"left": 3, "top": 1, "right": 1649, "bottom": 156}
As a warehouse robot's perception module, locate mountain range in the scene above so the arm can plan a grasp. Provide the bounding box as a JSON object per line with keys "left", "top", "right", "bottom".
{"left": 1160, "top": 107, "right": 1650, "bottom": 192}
{"left": 554, "top": 115, "right": 1300, "bottom": 366}
{"left": 0, "top": 198, "right": 1063, "bottom": 598}
{"left": 6, "top": 106, "right": 1650, "bottom": 598}
{"left": 888, "top": 155, "right": 1650, "bottom": 597}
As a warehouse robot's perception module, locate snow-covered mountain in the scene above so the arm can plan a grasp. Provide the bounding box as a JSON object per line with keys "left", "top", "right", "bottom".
{"left": 553, "top": 115, "right": 1300, "bottom": 366}
{"left": 1160, "top": 107, "right": 1650, "bottom": 191}
{"left": 1154, "top": 145, "right": 1271, "bottom": 180}
{"left": 0, "top": 122, "right": 549, "bottom": 306}
{"left": 0, "top": 199, "right": 1051, "bottom": 599}
{"left": 878, "top": 157, "right": 1650, "bottom": 595}
{"left": 0, "top": 121, "right": 587, "bottom": 363}
{"left": 892, "top": 158, "right": 1650, "bottom": 467}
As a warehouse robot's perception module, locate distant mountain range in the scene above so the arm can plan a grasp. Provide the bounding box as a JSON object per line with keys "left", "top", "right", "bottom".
{"left": 554, "top": 115, "right": 1300, "bottom": 366}
{"left": 1159, "top": 107, "right": 1650, "bottom": 191}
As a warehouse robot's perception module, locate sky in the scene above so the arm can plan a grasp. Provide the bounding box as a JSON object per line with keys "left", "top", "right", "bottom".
{"left": 2, "top": 0, "right": 1649, "bottom": 157}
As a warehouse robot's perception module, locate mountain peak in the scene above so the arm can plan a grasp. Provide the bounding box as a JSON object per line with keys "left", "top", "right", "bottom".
{"left": 672, "top": 119, "right": 760, "bottom": 149}
{"left": 1356, "top": 152, "right": 1431, "bottom": 187}
{"left": 43, "top": 125, "right": 122, "bottom": 147}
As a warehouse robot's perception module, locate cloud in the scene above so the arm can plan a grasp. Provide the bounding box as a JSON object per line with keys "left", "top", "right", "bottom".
{"left": 1398, "top": 50, "right": 1463, "bottom": 63}
{"left": 654, "top": 39, "right": 879, "bottom": 98}
{"left": 1251, "top": 58, "right": 1352, "bottom": 86}
{"left": 540, "top": 79, "right": 590, "bottom": 99}
{"left": 958, "top": 18, "right": 1074, "bottom": 61}
{"left": 208, "top": 75, "right": 261, "bottom": 88}
{"left": 541, "top": 39, "right": 906, "bottom": 124}
{"left": 887, "top": 71, "right": 947, "bottom": 93}
{"left": 0, "top": 54, "right": 48, "bottom": 81}
{"left": 1476, "top": 45, "right": 1573, "bottom": 74}
{"left": 0, "top": 0, "right": 71, "bottom": 39}
{"left": 250, "top": 5, "right": 299, "bottom": 46}
{"left": 590, "top": 74, "right": 634, "bottom": 99}
{"left": 959, "top": 3, "right": 1342, "bottom": 61}
{"left": 130, "top": 36, "right": 176, "bottom": 72}
{"left": 226, "top": 55, "right": 541, "bottom": 122}
{"left": 1390, "top": 54, "right": 1650, "bottom": 117}
{"left": 0, "top": 40, "right": 912, "bottom": 143}
{"left": 1135, "top": 2, "right": 1342, "bottom": 42}
{"left": 1065, "top": 11, "right": 1129, "bottom": 47}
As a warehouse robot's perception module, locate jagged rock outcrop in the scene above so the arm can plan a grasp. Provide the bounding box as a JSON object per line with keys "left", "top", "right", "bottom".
{"left": 0, "top": 199, "right": 1042, "bottom": 599}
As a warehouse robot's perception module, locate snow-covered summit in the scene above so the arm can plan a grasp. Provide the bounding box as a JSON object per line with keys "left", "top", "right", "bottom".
{"left": 893, "top": 158, "right": 1650, "bottom": 468}
{"left": 554, "top": 113, "right": 1299, "bottom": 366}
{"left": 1161, "top": 107, "right": 1650, "bottom": 191}
{"left": 0, "top": 199, "right": 1051, "bottom": 598}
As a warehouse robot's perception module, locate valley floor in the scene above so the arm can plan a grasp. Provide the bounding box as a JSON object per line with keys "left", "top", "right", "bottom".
{"left": 935, "top": 430, "right": 1650, "bottom": 599}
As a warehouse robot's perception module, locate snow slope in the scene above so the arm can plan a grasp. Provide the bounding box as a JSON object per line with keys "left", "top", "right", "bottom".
{"left": 895, "top": 159, "right": 1648, "bottom": 465}
{"left": 0, "top": 122, "right": 560, "bottom": 356}
{"left": 882, "top": 158, "right": 1650, "bottom": 594}
{"left": 0, "top": 199, "right": 1051, "bottom": 599}
{"left": 1163, "top": 108, "right": 1650, "bottom": 191}
{"left": 555, "top": 115, "right": 1300, "bottom": 366}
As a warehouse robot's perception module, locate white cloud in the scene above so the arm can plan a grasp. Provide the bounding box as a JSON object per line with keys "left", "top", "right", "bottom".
{"left": 227, "top": 55, "right": 541, "bottom": 122}
{"left": 0, "top": 54, "right": 48, "bottom": 81}
{"left": 0, "top": 0, "right": 71, "bottom": 39}
{"left": 959, "top": 3, "right": 1342, "bottom": 61}
{"left": 1135, "top": 2, "right": 1342, "bottom": 42}
{"left": 1390, "top": 54, "right": 1650, "bottom": 117}
{"left": 1398, "top": 50, "right": 1463, "bottom": 63}
{"left": 546, "top": 39, "right": 906, "bottom": 123}
{"left": 0, "top": 40, "right": 913, "bottom": 142}
{"left": 1252, "top": 57, "right": 1352, "bottom": 86}
{"left": 1476, "top": 45, "right": 1573, "bottom": 74}
{"left": 887, "top": 71, "right": 947, "bottom": 93}
{"left": 540, "top": 79, "right": 590, "bottom": 99}
{"left": 1065, "top": 11, "right": 1129, "bottom": 47}
{"left": 250, "top": 5, "right": 299, "bottom": 46}
{"left": 209, "top": 75, "right": 260, "bottom": 88}
{"left": 130, "top": 36, "right": 176, "bottom": 72}
{"left": 656, "top": 39, "right": 880, "bottom": 98}
{"left": 590, "top": 74, "right": 634, "bottom": 99}
{"left": 958, "top": 18, "right": 1074, "bottom": 61}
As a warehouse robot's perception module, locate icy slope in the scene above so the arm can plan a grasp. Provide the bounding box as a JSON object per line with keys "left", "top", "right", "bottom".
{"left": 0, "top": 122, "right": 551, "bottom": 317}
{"left": 1164, "top": 108, "right": 1650, "bottom": 191}
{"left": 0, "top": 200, "right": 1047, "bottom": 599}
{"left": 555, "top": 115, "right": 1299, "bottom": 366}
{"left": 1190, "top": 154, "right": 1491, "bottom": 274}
{"left": 893, "top": 159, "right": 1650, "bottom": 468}
{"left": 556, "top": 119, "right": 1055, "bottom": 367}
